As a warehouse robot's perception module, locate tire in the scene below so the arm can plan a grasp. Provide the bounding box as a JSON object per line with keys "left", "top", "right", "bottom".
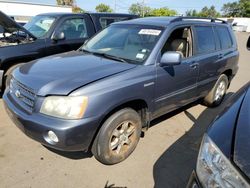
{"left": 4, "top": 63, "right": 24, "bottom": 88}
{"left": 203, "top": 74, "right": 229, "bottom": 107}
{"left": 91, "top": 108, "right": 142, "bottom": 165}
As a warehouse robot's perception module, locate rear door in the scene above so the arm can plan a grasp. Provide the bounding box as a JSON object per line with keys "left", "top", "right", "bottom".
{"left": 214, "top": 26, "right": 237, "bottom": 79}
{"left": 193, "top": 25, "right": 221, "bottom": 97}
{"left": 45, "top": 15, "right": 95, "bottom": 56}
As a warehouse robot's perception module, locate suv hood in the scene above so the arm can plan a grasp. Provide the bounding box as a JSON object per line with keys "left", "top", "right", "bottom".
{"left": 13, "top": 51, "right": 137, "bottom": 96}
{"left": 0, "top": 11, "right": 35, "bottom": 39}
{"left": 233, "top": 85, "right": 250, "bottom": 180}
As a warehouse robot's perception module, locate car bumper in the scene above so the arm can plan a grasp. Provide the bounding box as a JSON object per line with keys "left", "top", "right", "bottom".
{"left": 187, "top": 171, "right": 202, "bottom": 188}
{"left": 3, "top": 92, "right": 101, "bottom": 152}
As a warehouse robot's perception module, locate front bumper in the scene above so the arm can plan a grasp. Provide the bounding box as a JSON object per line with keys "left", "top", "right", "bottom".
{"left": 3, "top": 91, "right": 101, "bottom": 152}
{"left": 187, "top": 171, "right": 202, "bottom": 188}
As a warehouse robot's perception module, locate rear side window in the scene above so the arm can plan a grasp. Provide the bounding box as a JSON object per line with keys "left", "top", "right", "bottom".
{"left": 216, "top": 27, "right": 233, "bottom": 49}
{"left": 195, "top": 26, "right": 216, "bottom": 54}
{"left": 100, "top": 17, "right": 130, "bottom": 29}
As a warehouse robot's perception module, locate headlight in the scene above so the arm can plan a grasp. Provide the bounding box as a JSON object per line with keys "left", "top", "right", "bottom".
{"left": 40, "top": 96, "right": 88, "bottom": 119}
{"left": 197, "top": 134, "right": 248, "bottom": 188}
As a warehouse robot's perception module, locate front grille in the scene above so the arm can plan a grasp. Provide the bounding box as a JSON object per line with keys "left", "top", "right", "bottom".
{"left": 10, "top": 77, "right": 36, "bottom": 113}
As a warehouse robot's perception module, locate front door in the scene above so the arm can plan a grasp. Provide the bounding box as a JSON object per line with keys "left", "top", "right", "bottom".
{"left": 154, "top": 26, "right": 199, "bottom": 118}
{"left": 45, "top": 15, "right": 94, "bottom": 56}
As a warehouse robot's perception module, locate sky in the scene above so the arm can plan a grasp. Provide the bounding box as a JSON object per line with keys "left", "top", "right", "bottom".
{"left": 3, "top": 0, "right": 236, "bottom": 14}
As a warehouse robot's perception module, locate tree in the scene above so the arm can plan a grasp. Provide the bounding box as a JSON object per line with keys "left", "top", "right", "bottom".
{"left": 221, "top": 2, "right": 240, "bottom": 17}
{"left": 148, "top": 7, "right": 177, "bottom": 16}
{"left": 95, "top": 3, "right": 113, "bottom": 13}
{"left": 56, "top": 0, "right": 74, "bottom": 6}
{"left": 186, "top": 9, "right": 199, "bottom": 17}
{"left": 72, "top": 6, "right": 85, "bottom": 13}
{"left": 129, "top": 3, "right": 151, "bottom": 17}
{"left": 57, "top": 0, "right": 84, "bottom": 13}
{"left": 186, "top": 6, "right": 220, "bottom": 17}
{"left": 238, "top": 0, "right": 250, "bottom": 17}
{"left": 199, "top": 6, "right": 220, "bottom": 17}
{"left": 222, "top": 0, "right": 250, "bottom": 17}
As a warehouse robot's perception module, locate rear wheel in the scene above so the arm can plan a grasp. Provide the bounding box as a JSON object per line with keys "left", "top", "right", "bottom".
{"left": 91, "top": 108, "right": 142, "bottom": 165}
{"left": 203, "top": 74, "right": 228, "bottom": 107}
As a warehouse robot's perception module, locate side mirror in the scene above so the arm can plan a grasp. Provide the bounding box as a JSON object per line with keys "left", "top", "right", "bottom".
{"left": 160, "top": 52, "right": 182, "bottom": 66}
{"left": 247, "top": 36, "right": 250, "bottom": 51}
{"left": 51, "top": 31, "right": 65, "bottom": 41}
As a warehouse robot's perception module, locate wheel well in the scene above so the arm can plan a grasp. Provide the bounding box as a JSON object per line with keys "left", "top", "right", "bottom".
{"left": 89, "top": 99, "right": 149, "bottom": 150}
{"left": 222, "top": 69, "right": 233, "bottom": 88}
{"left": 222, "top": 69, "right": 233, "bottom": 81}
{"left": 1, "top": 61, "right": 24, "bottom": 73}
{"left": 0, "top": 61, "right": 25, "bottom": 90}
{"left": 101, "top": 100, "right": 149, "bottom": 128}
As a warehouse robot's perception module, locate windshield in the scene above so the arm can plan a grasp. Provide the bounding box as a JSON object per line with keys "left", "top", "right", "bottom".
{"left": 82, "top": 24, "right": 163, "bottom": 64}
{"left": 24, "top": 16, "right": 56, "bottom": 38}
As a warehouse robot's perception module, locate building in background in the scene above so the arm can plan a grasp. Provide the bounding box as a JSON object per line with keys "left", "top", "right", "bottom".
{"left": 0, "top": 0, "right": 72, "bottom": 24}
{"left": 228, "top": 18, "right": 250, "bottom": 32}
{"left": 219, "top": 17, "right": 250, "bottom": 32}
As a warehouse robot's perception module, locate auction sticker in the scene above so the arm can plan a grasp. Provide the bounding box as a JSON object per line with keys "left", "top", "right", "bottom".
{"left": 136, "top": 53, "right": 145, "bottom": 59}
{"left": 139, "top": 29, "right": 161, "bottom": 36}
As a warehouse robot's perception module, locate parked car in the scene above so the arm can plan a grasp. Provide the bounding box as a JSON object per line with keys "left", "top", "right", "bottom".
{"left": 187, "top": 82, "right": 250, "bottom": 188}
{"left": 187, "top": 29, "right": 250, "bottom": 188}
{"left": 0, "top": 11, "right": 138, "bottom": 90}
{"left": 3, "top": 16, "right": 239, "bottom": 165}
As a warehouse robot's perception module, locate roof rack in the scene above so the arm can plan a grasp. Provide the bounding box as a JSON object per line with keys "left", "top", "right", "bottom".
{"left": 170, "top": 16, "right": 227, "bottom": 24}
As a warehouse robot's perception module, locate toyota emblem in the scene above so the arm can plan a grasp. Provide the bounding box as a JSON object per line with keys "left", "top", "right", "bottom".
{"left": 15, "top": 90, "right": 21, "bottom": 98}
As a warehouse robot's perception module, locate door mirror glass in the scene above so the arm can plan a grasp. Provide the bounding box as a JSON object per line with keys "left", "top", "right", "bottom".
{"left": 160, "top": 52, "right": 181, "bottom": 66}
{"left": 247, "top": 36, "right": 250, "bottom": 51}
{"left": 51, "top": 31, "right": 65, "bottom": 41}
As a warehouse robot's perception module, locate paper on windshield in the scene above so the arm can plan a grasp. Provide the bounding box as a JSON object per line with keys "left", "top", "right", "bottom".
{"left": 136, "top": 53, "right": 145, "bottom": 59}
{"left": 139, "top": 29, "right": 161, "bottom": 36}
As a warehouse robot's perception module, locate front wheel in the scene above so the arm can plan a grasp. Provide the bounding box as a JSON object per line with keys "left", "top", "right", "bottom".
{"left": 203, "top": 74, "right": 229, "bottom": 107}
{"left": 91, "top": 108, "right": 142, "bottom": 165}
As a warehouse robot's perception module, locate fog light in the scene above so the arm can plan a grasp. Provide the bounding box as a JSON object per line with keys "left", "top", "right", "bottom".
{"left": 47, "top": 131, "right": 59, "bottom": 143}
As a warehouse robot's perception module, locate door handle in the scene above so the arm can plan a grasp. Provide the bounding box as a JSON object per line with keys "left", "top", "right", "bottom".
{"left": 190, "top": 62, "right": 199, "bottom": 69}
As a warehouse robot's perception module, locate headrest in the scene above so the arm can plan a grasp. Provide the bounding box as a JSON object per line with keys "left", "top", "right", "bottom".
{"left": 171, "top": 39, "right": 186, "bottom": 51}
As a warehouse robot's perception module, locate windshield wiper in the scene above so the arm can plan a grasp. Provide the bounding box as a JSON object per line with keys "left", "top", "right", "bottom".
{"left": 80, "top": 49, "right": 128, "bottom": 63}
{"left": 90, "top": 52, "right": 127, "bottom": 63}
{"left": 79, "top": 48, "right": 92, "bottom": 54}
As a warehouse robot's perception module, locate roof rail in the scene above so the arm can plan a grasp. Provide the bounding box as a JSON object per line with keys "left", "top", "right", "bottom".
{"left": 170, "top": 16, "right": 227, "bottom": 24}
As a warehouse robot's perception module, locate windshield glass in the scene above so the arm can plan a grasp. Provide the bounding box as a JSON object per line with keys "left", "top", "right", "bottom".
{"left": 82, "top": 24, "right": 163, "bottom": 64}
{"left": 24, "top": 16, "right": 56, "bottom": 38}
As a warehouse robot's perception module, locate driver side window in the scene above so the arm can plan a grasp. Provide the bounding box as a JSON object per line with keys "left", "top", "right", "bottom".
{"left": 58, "top": 18, "right": 88, "bottom": 40}
{"left": 161, "top": 27, "right": 193, "bottom": 58}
